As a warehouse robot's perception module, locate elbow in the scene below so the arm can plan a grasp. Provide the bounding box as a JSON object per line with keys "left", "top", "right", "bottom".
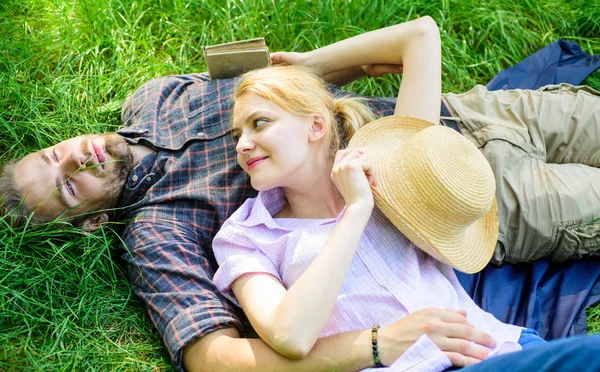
{"left": 270, "top": 331, "right": 315, "bottom": 360}
{"left": 414, "top": 16, "right": 440, "bottom": 40}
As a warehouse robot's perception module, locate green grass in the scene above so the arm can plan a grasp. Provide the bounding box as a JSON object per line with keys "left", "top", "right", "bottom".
{"left": 2, "top": 0, "right": 600, "bottom": 370}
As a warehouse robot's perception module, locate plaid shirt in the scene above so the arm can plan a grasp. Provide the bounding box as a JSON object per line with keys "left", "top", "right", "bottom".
{"left": 115, "top": 72, "right": 456, "bottom": 370}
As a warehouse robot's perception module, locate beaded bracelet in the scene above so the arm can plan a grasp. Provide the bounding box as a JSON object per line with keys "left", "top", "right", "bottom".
{"left": 371, "top": 323, "right": 383, "bottom": 368}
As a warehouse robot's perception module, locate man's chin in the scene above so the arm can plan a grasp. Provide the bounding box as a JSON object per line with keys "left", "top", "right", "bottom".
{"left": 105, "top": 134, "right": 131, "bottom": 160}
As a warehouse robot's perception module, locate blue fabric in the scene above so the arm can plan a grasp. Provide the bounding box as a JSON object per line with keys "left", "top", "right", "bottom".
{"left": 518, "top": 329, "right": 547, "bottom": 349}
{"left": 458, "top": 334, "right": 600, "bottom": 372}
{"left": 457, "top": 258, "right": 600, "bottom": 340}
{"left": 486, "top": 40, "right": 600, "bottom": 91}
{"left": 457, "top": 41, "right": 600, "bottom": 340}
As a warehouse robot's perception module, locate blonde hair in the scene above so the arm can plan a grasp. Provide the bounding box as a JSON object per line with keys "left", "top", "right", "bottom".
{"left": 233, "top": 65, "right": 376, "bottom": 159}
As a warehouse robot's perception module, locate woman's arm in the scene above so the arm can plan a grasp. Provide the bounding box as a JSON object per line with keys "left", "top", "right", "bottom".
{"left": 231, "top": 148, "right": 375, "bottom": 359}
{"left": 232, "top": 204, "right": 373, "bottom": 359}
{"left": 277, "top": 16, "right": 442, "bottom": 123}
{"left": 183, "top": 327, "right": 375, "bottom": 372}
{"left": 183, "top": 309, "right": 496, "bottom": 371}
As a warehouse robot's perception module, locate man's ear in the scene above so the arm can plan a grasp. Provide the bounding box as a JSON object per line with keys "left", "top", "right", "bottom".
{"left": 308, "top": 114, "right": 328, "bottom": 143}
{"left": 80, "top": 213, "right": 110, "bottom": 232}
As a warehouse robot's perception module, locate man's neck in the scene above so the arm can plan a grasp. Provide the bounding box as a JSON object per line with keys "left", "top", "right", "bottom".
{"left": 130, "top": 144, "right": 156, "bottom": 165}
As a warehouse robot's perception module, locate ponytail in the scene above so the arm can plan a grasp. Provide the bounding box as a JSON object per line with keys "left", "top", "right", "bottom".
{"left": 331, "top": 96, "right": 376, "bottom": 158}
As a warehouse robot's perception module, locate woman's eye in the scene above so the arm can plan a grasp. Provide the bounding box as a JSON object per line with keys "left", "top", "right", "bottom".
{"left": 254, "top": 118, "right": 267, "bottom": 127}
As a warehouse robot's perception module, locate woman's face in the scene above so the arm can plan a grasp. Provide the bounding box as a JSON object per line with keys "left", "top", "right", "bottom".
{"left": 232, "top": 93, "right": 316, "bottom": 191}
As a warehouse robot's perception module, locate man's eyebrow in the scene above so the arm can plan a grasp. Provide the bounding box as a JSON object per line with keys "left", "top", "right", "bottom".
{"left": 41, "top": 149, "right": 51, "bottom": 164}
{"left": 54, "top": 177, "right": 72, "bottom": 209}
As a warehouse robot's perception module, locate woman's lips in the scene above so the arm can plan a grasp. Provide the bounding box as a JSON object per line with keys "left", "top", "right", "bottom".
{"left": 247, "top": 157, "right": 267, "bottom": 170}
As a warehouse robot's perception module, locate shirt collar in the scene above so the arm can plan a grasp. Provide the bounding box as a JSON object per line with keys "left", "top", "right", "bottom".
{"left": 237, "top": 188, "right": 342, "bottom": 230}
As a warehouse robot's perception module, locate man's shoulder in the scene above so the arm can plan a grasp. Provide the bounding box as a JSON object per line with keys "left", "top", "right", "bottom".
{"left": 121, "top": 73, "right": 237, "bottom": 129}
{"left": 128, "top": 73, "right": 234, "bottom": 101}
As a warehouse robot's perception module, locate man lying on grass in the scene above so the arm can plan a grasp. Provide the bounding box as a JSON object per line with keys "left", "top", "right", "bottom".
{"left": 2, "top": 18, "right": 600, "bottom": 371}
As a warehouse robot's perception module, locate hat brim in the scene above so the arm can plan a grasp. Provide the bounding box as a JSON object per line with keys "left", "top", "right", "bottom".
{"left": 349, "top": 116, "right": 497, "bottom": 273}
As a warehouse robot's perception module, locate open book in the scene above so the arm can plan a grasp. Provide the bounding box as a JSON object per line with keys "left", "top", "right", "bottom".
{"left": 204, "top": 37, "right": 270, "bottom": 80}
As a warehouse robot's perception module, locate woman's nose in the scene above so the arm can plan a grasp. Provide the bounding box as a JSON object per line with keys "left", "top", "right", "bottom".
{"left": 236, "top": 133, "right": 256, "bottom": 154}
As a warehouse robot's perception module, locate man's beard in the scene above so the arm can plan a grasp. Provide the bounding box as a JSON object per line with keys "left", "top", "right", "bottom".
{"left": 84, "top": 133, "right": 135, "bottom": 211}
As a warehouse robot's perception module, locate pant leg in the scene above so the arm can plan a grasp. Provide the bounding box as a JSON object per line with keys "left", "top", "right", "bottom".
{"left": 535, "top": 84, "right": 600, "bottom": 165}
{"left": 443, "top": 85, "right": 600, "bottom": 263}
{"left": 458, "top": 335, "right": 600, "bottom": 372}
{"left": 481, "top": 139, "right": 600, "bottom": 263}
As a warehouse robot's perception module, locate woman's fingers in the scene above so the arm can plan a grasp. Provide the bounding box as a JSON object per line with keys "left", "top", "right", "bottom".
{"left": 444, "top": 352, "right": 485, "bottom": 368}
{"left": 270, "top": 51, "right": 306, "bottom": 66}
{"left": 333, "top": 149, "right": 377, "bottom": 189}
{"left": 434, "top": 333, "right": 491, "bottom": 361}
{"left": 333, "top": 148, "right": 364, "bottom": 165}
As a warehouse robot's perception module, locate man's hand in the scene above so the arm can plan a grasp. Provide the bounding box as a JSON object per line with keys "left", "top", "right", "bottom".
{"left": 361, "top": 63, "right": 403, "bottom": 77}
{"left": 378, "top": 308, "right": 496, "bottom": 368}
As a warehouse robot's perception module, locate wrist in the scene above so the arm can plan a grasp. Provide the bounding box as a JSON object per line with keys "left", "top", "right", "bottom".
{"left": 345, "top": 202, "right": 374, "bottom": 217}
{"left": 350, "top": 328, "right": 381, "bottom": 370}
{"left": 371, "top": 324, "right": 384, "bottom": 367}
{"left": 303, "top": 50, "right": 338, "bottom": 77}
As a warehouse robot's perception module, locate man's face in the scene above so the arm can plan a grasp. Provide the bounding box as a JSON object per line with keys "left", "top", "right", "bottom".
{"left": 13, "top": 133, "right": 134, "bottom": 221}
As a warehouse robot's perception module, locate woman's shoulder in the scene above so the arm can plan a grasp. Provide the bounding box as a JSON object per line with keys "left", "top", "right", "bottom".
{"left": 221, "top": 188, "right": 286, "bottom": 230}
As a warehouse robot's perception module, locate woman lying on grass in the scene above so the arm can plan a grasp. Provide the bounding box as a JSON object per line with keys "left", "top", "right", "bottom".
{"left": 212, "top": 16, "right": 600, "bottom": 371}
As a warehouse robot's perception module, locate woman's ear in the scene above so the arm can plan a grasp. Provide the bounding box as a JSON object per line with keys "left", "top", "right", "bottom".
{"left": 309, "top": 114, "right": 327, "bottom": 142}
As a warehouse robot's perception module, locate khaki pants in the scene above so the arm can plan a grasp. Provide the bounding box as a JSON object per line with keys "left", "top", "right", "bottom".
{"left": 443, "top": 84, "right": 600, "bottom": 264}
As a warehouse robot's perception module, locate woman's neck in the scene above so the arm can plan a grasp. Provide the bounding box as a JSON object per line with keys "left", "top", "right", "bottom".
{"left": 277, "top": 173, "right": 346, "bottom": 219}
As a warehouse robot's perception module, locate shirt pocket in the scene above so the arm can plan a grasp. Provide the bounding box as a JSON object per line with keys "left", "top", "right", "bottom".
{"left": 550, "top": 219, "right": 600, "bottom": 261}
{"left": 186, "top": 80, "right": 235, "bottom": 140}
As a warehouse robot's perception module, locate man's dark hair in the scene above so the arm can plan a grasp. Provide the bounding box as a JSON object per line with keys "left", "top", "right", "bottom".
{"left": 0, "top": 159, "right": 49, "bottom": 226}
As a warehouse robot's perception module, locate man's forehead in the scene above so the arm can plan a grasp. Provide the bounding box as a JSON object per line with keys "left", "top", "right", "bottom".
{"left": 14, "top": 151, "right": 66, "bottom": 217}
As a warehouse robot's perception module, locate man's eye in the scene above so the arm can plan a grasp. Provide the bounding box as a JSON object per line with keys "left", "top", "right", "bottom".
{"left": 65, "top": 181, "right": 75, "bottom": 196}
{"left": 53, "top": 149, "right": 59, "bottom": 162}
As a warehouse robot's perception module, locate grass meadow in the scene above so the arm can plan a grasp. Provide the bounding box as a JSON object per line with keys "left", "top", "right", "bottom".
{"left": 2, "top": 0, "right": 600, "bottom": 370}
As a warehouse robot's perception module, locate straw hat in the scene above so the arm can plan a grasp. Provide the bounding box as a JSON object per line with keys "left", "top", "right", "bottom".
{"left": 348, "top": 116, "right": 498, "bottom": 273}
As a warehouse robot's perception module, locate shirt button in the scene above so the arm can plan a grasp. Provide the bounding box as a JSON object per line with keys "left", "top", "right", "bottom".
{"left": 197, "top": 131, "right": 205, "bottom": 136}
{"left": 146, "top": 176, "right": 152, "bottom": 182}
{"left": 131, "top": 175, "right": 139, "bottom": 182}
{"left": 137, "top": 129, "right": 144, "bottom": 133}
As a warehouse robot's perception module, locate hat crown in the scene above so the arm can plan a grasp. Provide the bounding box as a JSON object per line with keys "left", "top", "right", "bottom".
{"left": 394, "top": 126, "right": 495, "bottom": 227}
{"left": 349, "top": 115, "right": 498, "bottom": 273}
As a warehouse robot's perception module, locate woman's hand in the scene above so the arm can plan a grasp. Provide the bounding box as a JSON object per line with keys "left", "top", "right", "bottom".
{"left": 330, "top": 148, "right": 375, "bottom": 211}
{"left": 271, "top": 52, "right": 403, "bottom": 86}
{"left": 378, "top": 308, "right": 497, "bottom": 368}
{"left": 270, "top": 51, "right": 308, "bottom": 67}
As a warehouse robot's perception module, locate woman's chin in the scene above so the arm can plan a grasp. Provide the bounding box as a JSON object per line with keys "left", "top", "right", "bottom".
{"left": 250, "top": 179, "right": 278, "bottom": 192}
